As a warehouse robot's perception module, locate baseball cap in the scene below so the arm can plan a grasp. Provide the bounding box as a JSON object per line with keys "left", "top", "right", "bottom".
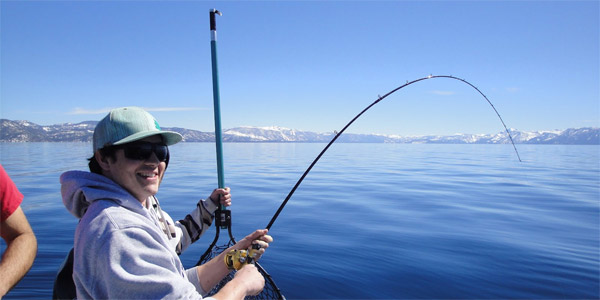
{"left": 93, "top": 107, "right": 183, "bottom": 153}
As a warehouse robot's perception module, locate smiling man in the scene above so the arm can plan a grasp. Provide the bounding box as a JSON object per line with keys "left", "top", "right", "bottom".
{"left": 59, "top": 107, "right": 271, "bottom": 299}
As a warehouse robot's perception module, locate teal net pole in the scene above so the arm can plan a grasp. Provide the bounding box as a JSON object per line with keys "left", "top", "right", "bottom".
{"left": 209, "top": 9, "right": 228, "bottom": 228}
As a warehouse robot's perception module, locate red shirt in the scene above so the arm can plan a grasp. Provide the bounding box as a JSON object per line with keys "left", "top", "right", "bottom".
{"left": 1, "top": 164, "right": 24, "bottom": 222}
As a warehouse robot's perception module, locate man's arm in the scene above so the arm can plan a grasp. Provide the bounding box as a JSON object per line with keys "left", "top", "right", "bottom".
{"left": 0, "top": 206, "right": 37, "bottom": 297}
{"left": 176, "top": 188, "right": 231, "bottom": 254}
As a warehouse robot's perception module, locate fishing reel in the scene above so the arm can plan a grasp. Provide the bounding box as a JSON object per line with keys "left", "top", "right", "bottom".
{"left": 224, "top": 244, "right": 261, "bottom": 271}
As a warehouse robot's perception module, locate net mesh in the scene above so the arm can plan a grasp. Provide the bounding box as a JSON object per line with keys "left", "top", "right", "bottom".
{"left": 198, "top": 241, "right": 284, "bottom": 300}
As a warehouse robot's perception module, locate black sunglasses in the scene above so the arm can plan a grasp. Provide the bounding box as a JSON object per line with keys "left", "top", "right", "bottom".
{"left": 117, "top": 142, "right": 169, "bottom": 162}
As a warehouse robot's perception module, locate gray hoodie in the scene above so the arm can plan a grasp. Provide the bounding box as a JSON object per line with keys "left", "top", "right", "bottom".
{"left": 61, "top": 170, "right": 215, "bottom": 299}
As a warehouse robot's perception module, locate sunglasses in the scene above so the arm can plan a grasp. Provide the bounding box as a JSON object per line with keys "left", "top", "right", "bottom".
{"left": 117, "top": 142, "right": 169, "bottom": 162}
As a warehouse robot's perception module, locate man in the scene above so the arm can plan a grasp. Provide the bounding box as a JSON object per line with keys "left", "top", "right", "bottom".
{"left": 0, "top": 164, "right": 37, "bottom": 298}
{"left": 61, "top": 107, "right": 272, "bottom": 299}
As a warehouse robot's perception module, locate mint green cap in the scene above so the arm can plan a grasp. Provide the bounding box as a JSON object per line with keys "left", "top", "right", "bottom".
{"left": 93, "top": 107, "right": 183, "bottom": 153}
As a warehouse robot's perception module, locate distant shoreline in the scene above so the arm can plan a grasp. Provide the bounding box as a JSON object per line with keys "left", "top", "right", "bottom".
{"left": 1, "top": 119, "right": 598, "bottom": 145}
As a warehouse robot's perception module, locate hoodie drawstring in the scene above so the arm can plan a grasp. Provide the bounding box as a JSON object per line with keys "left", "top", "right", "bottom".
{"left": 150, "top": 196, "right": 177, "bottom": 239}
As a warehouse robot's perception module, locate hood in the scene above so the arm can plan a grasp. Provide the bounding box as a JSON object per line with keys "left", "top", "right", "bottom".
{"left": 61, "top": 170, "right": 145, "bottom": 219}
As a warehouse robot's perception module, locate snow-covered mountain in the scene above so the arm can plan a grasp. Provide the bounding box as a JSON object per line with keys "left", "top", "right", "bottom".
{"left": 223, "top": 126, "right": 326, "bottom": 142}
{"left": 0, "top": 119, "right": 97, "bottom": 142}
{"left": 1, "top": 119, "right": 598, "bottom": 144}
{"left": 222, "top": 126, "right": 600, "bottom": 144}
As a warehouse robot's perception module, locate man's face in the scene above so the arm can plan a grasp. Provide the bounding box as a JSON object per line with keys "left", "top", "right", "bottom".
{"left": 103, "top": 135, "right": 166, "bottom": 203}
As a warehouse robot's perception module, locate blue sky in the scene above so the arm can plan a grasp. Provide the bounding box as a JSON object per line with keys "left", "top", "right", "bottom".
{"left": 1, "top": 0, "right": 598, "bottom": 135}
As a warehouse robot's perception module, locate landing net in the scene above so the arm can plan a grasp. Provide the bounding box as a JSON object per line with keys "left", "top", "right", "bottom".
{"left": 195, "top": 215, "right": 284, "bottom": 300}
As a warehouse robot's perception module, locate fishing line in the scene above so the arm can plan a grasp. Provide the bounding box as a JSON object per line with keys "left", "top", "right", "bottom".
{"left": 265, "top": 75, "right": 521, "bottom": 230}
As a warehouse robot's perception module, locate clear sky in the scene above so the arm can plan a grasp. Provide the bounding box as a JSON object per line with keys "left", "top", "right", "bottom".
{"left": 1, "top": 0, "right": 598, "bottom": 136}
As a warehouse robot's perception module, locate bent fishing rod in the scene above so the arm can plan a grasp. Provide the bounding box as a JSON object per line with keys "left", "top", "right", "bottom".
{"left": 265, "top": 75, "right": 522, "bottom": 230}
{"left": 198, "top": 12, "right": 518, "bottom": 300}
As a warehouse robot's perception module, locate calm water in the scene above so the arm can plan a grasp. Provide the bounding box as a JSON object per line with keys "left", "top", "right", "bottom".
{"left": 1, "top": 142, "right": 598, "bottom": 299}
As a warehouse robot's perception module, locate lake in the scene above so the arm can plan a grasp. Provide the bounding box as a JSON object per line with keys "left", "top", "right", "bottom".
{"left": 1, "top": 142, "right": 598, "bottom": 299}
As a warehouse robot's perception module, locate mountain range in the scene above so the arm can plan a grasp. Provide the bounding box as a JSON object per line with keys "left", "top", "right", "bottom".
{"left": 1, "top": 119, "right": 598, "bottom": 145}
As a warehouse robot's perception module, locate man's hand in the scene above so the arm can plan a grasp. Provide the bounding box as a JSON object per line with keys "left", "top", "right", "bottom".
{"left": 210, "top": 187, "right": 231, "bottom": 207}
{"left": 234, "top": 229, "right": 273, "bottom": 262}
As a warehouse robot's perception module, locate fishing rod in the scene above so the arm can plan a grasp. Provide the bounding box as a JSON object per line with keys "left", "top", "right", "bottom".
{"left": 199, "top": 13, "right": 519, "bottom": 299}
{"left": 265, "top": 75, "right": 522, "bottom": 230}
